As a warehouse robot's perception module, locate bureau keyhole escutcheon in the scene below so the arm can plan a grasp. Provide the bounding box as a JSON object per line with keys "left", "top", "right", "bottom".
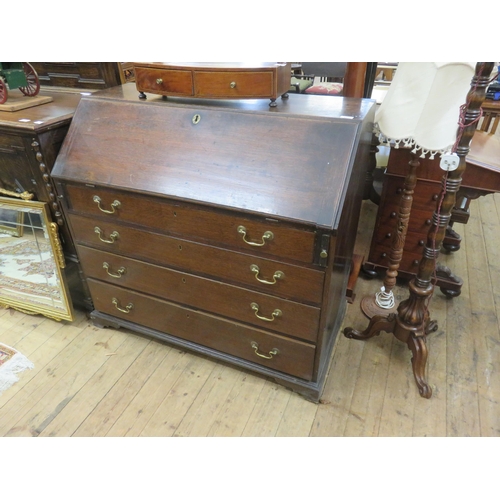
{"left": 192, "top": 114, "right": 201, "bottom": 125}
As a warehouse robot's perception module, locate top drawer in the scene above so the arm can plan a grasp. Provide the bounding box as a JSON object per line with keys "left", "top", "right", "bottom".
{"left": 63, "top": 183, "right": 319, "bottom": 265}
{"left": 135, "top": 67, "right": 193, "bottom": 96}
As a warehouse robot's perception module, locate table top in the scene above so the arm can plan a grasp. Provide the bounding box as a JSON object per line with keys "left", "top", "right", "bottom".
{"left": 0, "top": 88, "right": 85, "bottom": 132}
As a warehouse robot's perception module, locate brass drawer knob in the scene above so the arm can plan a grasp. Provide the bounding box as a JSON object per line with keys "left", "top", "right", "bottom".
{"left": 94, "top": 227, "right": 119, "bottom": 244}
{"left": 237, "top": 225, "right": 274, "bottom": 247}
{"left": 250, "top": 341, "right": 279, "bottom": 359}
{"left": 250, "top": 302, "right": 282, "bottom": 322}
{"left": 93, "top": 195, "right": 121, "bottom": 214}
{"left": 250, "top": 264, "right": 284, "bottom": 285}
{"left": 112, "top": 297, "right": 133, "bottom": 313}
{"left": 156, "top": 78, "right": 163, "bottom": 85}
{"left": 230, "top": 81, "right": 236, "bottom": 89}
{"left": 103, "top": 262, "right": 126, "bottom": 278}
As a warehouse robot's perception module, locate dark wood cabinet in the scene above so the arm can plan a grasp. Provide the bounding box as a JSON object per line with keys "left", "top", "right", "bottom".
{"left": 364, "top": 143, "right": 500, "bottom": 296}
{"left": 31, "top": 62, "right": 124, "bottom": 90}
{"left": 52, "top": 83, "right": 375, "bottom": 401}
{"left": 0, "top": 90, "right": 91, "bottom": 309}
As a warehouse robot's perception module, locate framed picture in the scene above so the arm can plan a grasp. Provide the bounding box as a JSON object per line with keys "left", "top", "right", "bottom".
{"left": 0, "top": 196, "right": 73, "bottom": 321}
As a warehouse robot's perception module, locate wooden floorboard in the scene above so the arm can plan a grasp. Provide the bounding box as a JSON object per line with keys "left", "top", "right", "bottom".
{"left": 2, "top": 194, "right": 500, "bottom": 437}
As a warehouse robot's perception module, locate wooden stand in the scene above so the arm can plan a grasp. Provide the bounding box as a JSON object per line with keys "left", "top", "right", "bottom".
{"left": 133, "top": 62, "right": 292, "bottom": 107}
{"left": 344, "top": 63, "right": 494, "bottom": 398}
{"left": 0, "top": 90, "right": 52, "bottom": 112}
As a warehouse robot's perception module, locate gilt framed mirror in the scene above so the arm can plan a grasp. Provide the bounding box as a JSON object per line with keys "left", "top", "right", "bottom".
{"left": 0, "top": 196, "right": 74, "bottom": 321}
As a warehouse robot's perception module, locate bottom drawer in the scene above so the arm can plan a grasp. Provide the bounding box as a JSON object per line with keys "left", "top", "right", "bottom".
{"left": 87, "top": 278, "right": 316, "bottom": 381}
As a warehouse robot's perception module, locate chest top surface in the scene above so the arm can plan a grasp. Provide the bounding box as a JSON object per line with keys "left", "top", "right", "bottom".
{"left": 52, "top": 84, "right": 375, "bottom": 229}
{"left": 133, "top": 62, "right": 288, "bottom": 70}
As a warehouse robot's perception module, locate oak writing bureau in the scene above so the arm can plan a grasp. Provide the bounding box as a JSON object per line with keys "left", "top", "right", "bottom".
{"left": 51, "top": 83, "right": 375, "bottom": 401}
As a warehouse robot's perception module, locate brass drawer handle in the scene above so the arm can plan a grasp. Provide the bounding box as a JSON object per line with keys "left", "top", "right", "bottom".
{"left": 103, "top": 262, "right": 126, "bottom": 278}
{"left": 93, "top": 195, "right": 121, "bottom": 214}
{"left": 156, "top": 78, "right": 163, "bottom": 84}
{"left": 95, "top": 227, "right": 119, "bottom": 244}
{"left": 112, "top": 297, "right": 133, "bottom": 313}
{"left": 230, "top": 81, "right": 236, "bottom": 88}
{"left": 237, "top": 225, "right": 274, "bottom": 247}
{"left": 251, "top": 341, "right": 279, "bottom": 359}
{"left": 251, "top": 302, "right": 282, "bottom": 322}
{"left": 250, "top": 264, "right": 284, "bottom": 285}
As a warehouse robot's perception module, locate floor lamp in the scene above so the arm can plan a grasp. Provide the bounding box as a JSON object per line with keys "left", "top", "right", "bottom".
{"left": 345, "top": 62, "right": 494, "bottom": 398}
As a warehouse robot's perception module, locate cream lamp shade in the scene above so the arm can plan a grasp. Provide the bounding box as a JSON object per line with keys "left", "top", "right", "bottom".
{"left": 375, "top": 62, "right": 476, "bottom": 158}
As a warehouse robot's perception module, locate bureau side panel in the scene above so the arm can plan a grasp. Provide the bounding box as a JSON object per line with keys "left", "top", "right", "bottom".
{"left": 313, "top": 103, "right": 376, "bottom": 380}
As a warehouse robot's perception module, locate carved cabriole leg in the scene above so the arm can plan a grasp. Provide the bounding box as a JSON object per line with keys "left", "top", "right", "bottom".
{"left": 344, "top": 312, "right": 397, "bottom": 341}
{"left": 407, "top": 334, "right": 431, "bottom": 398}
{"left": 393, "top": 279, "right": 434, "bottom": 397}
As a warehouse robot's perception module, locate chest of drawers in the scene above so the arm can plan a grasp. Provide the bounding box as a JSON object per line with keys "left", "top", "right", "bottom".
{"left": 364, "top": 145, "right": 500, "bottom": 296}
{"left": 133, "top": 62, "right": 291, "bottom": 106}
{"left": 51, "top": 84, "right": 375, "bottom": 401}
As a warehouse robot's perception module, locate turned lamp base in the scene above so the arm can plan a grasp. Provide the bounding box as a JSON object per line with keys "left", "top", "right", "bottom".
{"left": 360, "top": 294, "right": 398, "bottom": 319}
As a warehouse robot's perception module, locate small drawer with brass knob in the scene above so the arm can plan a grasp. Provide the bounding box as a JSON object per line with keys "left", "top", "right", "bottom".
{"left": 134, "top": 67, "right": 194, "bottom": 95}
